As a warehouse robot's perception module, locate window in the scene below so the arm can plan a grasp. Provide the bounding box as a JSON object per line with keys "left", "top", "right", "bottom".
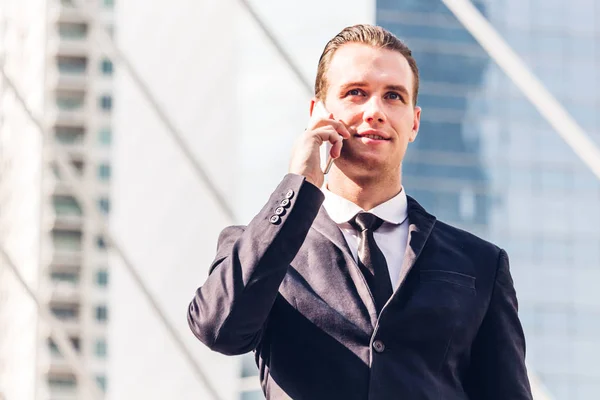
{"left": 52, "top": 229, "right": 82, "bottom": 251}
{"left": 48, "top": 374, "right": 77, "bottom": 389}
{"left": 55, "top": 126, "right": 85, "bottom": 144}
{"left": 99, "top": 127, "right": 112, "bottom": 145}
{"left": 95, "top": 338, "right": 107, "bottom": 357}
{"left": 98, "top": 163, "right": 111, "bottom": 180}
{"left": 240, "top": 391, "right": 264, "bottom": 400}
{"left": 100, "top": 59, "right": 113, "bottom": 75}
{"left": 96, "top": 235, "right": 107, "bottom": 249}
{"left": 95, "top": 305, "right": 108, "bottom": 322}
{"left": 98, "top": 197, "right": 110, "bottom": 214}
{"left": 51, "top": 305, "right": 79, "bottom": 321}
{"left": 48, "top": 338, "right": 80, "bottom": 355}
{"left": 50, "top": 271, "right": 80, "bottom": 284}
{"left": 96, "top": 375, "right": 107, "bottom": 392}
{"left": 56, "top": 91, "right": 85, "bottom": 111}
{"left": 99, "top": 95, "right": 112, "bottom": 111}
{"left": 58, "top": 22, "right": 88, "bottom": 39}
{"left": 57, "top": 56, "right": 87, "bottom": 74}
{"left": 53, "top": 195, "right": 82, "bottom": 216}
{"left": 241, "top": 354, "right": 259, "bottom": 378}
{"left": 96, "top": 269, "right": 108, "bottom": 287}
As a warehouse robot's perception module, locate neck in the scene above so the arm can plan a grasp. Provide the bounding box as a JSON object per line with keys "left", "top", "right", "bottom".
{"left": 327, "top": 167, "right": 403, "bottom": 211}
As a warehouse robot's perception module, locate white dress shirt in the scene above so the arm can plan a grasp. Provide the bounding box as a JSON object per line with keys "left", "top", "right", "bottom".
{"left": 322, "top": 187, "right": 410, "bottom": 290}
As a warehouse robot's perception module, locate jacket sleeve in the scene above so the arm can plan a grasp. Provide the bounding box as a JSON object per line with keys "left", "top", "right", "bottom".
{"left": 187, "top": 173, "right": 324, "bottom": 355}
{"left": 464, "top": 249, "right": 533, "bottom": 400}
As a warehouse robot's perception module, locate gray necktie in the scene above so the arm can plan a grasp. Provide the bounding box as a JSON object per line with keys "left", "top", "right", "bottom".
{"left": 350, "top": 212, "right": 393, "bottom": 314}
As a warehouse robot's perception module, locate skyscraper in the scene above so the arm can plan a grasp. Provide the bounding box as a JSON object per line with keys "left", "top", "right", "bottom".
{"left": 0, "top": 0, "right": 115, "bottom": 398}
{"left": 378, "top": 0, "right": 600, "bottom": 398}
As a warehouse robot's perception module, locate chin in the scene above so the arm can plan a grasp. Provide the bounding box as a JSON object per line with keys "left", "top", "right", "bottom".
{"left": 338, "top": 159, "right": 385, "bottom": 179}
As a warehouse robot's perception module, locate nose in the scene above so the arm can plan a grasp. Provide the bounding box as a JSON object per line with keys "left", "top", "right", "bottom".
{"left": 363, "top": 97, "right": 386, "bottom": 124}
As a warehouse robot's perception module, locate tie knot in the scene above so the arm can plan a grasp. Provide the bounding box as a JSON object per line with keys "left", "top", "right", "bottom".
{"left": 350, "top": 212, "right": 384, "bottom": 232}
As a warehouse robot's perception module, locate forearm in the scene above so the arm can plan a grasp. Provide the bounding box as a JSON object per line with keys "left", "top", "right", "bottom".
{"left": 187, "top": 174, "right": 324, "bottom": 355}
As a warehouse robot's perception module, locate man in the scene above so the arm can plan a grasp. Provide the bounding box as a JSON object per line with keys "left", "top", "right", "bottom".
{"left": 188, "top": 24, "right": 533, "bottom": 399}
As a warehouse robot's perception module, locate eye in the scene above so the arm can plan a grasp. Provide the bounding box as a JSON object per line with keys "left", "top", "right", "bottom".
{"left": 386, "top": 92, "right": 404, "bottom": 102}
{"left": 346, "top": 88, "right": 365, "bottom": 97}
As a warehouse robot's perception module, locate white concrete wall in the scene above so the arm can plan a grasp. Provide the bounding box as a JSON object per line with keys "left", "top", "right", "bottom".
{"left": 110, "top": 1, "right": 373, "bottom": 399}
{"left": 0, "top": 0, "right": 47, "bottom": 398}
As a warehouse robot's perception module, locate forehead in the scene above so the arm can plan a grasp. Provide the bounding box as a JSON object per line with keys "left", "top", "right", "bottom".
{"left": 325, "top": 43, "right": 413, "bottom": 92}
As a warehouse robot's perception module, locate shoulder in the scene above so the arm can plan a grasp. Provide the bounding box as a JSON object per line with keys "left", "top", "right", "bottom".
{"left": 433, "top": 219, "right": 501, "bottom": 257}
{"left": 407, "top": 195, "right": 502, "bottom": 258}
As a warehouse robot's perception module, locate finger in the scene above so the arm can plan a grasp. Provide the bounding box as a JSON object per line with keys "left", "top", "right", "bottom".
{"left": 310, "top": 126, "right": 342, "bottom": 146}
{"left": 330, "top": 139, "right": 343, "bottom": 159}
{"left": 309, "top": 118, "right": 352, "bottom": 139}
{"left": 336, "top": 119, "right": 352, "bottom": 139}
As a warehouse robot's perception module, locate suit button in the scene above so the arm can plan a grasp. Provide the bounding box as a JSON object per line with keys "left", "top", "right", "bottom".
{"left": 269, "top": 215, "right": 280, "bottom": 224}
{"left": 372, "top": 340, "right": 385, "bottom": 353}
{"left": 280, "top": 198, "right": 290, "bottom": 208}
{"left": 275, "top": 206, "right": 285, "bottom": 216}
{"left": 285, "top": 189, "right": 294, "bottom": 199}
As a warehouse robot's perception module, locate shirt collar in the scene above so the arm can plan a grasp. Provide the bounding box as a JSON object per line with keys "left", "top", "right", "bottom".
{"left": 322, "top": 185, "right": 408, "bottom": 225}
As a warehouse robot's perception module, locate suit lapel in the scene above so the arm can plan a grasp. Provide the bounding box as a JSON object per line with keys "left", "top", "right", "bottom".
{"left": 310, "top": 196, "right": 437, "bottom": 328}
{"left": 312, "top": 206, "right": 379, "bottom": 329}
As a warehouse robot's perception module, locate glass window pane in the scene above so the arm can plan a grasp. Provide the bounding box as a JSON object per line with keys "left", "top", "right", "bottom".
{"left": 55, "top": 126, "right": 85, "bottom": 144}
{"left": 95, "top": 305, "right": 108, "bottom": 322}
{"left": 240, "top": 390, "right": 264, "bottom": 400}
{"left": 95, "top": 339, "right": 107, "bottom": 357}
{"left": 99, "top": 95, "right": 112, "bottom": 111}
{"left": 57, "top": 56, "right": 87, "bottom": 74}
{"left": 48, "top": 374, "right": 77, "bottom": 389}
{"left": 98, "top": 163, "right": 111, "bottom": 180}
{"left": 96, "top": 235, "right": 106, "bottom": 249}
{"left": 50, "top": 271, "right": 80, "bottom": 284}
{"left": 56, "top": 91, "right": 85, "bottom": 111}
{"left": 99, "top": 128, "right": 112, "bottom": 145}
{"left": 96, "top": 375, "right": 107, "bottom": 392}
{"left": 96, "top": 269, "right": 108, "bottom": 287}
{"left": 98, "top": 197, "right": 110, "bottom": 214}
{"left": 52, "top": 229, "right": 82, "bottom": 251}
{"left": 241, "top": 353, "right": 258, "bottom": 378}
{"left": 58, "top": 22, "right": 88, "bottom": 39}
{"left": 100, "top": 59, "right": 113, "bottom": 75}
{"left": 53, "top": 195, "right": 82, "bottom": 216}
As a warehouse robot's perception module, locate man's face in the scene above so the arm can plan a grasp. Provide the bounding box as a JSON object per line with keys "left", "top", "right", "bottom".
{"left": 315, "top": 43, "right": 421, "bottom": 179}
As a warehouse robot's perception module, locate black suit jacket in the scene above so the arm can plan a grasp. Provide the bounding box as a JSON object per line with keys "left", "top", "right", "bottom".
{"left": 188, "top": 174, "right": 533, "bottom": 399}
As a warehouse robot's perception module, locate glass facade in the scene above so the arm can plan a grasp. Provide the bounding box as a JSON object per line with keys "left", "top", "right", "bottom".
{"left": 377, "top": 0, "right": 600, "bottom": 398}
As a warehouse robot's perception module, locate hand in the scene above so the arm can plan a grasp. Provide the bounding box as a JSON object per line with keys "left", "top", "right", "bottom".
{"left": 289, "top": 112, "right": 351, "bottom": 188}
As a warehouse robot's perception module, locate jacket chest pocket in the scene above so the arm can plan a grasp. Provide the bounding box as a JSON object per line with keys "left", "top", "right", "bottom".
{"left": 390, "top": 270, "right": 476, "bottom": 349}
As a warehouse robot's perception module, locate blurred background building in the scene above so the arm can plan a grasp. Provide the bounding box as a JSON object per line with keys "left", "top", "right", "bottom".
{"left": 0, "top": 0, "right": 114, "bottom": 398}
{"left": 0, "top": 0, "right": 598, "bottom": 399}
{"left": 377, "top": 0, "right": 600, "bottom": 398}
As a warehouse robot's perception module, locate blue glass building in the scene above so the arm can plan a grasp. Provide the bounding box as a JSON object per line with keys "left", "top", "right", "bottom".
{"left": 378, "top": 0, "right": 600, "bottom": 398}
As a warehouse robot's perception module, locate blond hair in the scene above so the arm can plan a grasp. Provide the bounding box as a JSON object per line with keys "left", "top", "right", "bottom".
{"left": 314, "top": 24, "right": 419, "bottom": 106}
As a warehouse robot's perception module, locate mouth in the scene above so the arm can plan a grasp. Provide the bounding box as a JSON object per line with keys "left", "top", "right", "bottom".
{"left": 354, "top": 131, "right": 390, "bottom": 141}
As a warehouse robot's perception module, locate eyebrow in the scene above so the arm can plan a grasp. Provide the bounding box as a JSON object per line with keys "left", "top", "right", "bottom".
{"left": 339, "top": 82, "right": 410, "bottom": 98}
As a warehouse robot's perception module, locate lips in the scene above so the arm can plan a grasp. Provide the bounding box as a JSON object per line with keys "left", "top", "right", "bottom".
{"left": 360, "top": 134, "right": 387, "bottom": 140}
{"left": 354, "top": 131, "right": 390, "bottom": 140}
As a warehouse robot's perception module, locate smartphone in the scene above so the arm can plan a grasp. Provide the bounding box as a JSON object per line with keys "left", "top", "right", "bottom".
{"left": 312, "top": 101, "right": 340, "bottom": 174}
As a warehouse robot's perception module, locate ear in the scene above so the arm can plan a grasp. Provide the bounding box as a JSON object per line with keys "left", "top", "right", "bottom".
{"left": 409, "top": 106, "right": 421, "bottom": 142}
{"left": 309, "top": 98, "right": 318, "bottom": 117}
